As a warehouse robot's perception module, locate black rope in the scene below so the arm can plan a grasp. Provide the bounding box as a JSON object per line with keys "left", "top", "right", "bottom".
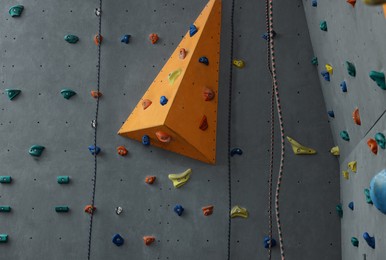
{"left": 87, "top": 0, "right": 103, "bottom": 259}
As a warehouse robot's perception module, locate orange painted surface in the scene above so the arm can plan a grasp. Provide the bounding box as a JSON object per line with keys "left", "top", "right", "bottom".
{"left": 384, "top": 4, "right": 386, "bottom": 18}
{"left": 118, "top": 0, "right": 221, "bottom": 164}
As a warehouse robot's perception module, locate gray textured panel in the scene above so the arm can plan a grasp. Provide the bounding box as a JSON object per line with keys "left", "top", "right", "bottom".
{"left": 0, "top": 0, "right": 340, "bottom": 259}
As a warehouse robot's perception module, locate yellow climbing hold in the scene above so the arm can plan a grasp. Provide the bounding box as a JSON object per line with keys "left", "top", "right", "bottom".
{"left": 168, "top": 168, "right": 192, "bottom": 188}
{"left": 325, "top": 64, "right": 333, "bottom": 75}
{"left": 168, "top": 69, "right": 182, "bottom": 85}
{"left": 330, "top": 146, "right": 340, "bottom": 156}
{"left": 342, "top": 170, "right": 349, "bottom": 180}
{"left": 286, "top": 136, "right": 317, "bottom": 155}
{"left": 348, "top": 161, "right": 357, "bottom": 173}
{"left": 230, "top": 205, "right": 248, "bottom": 218}
{"left": 362, "top": 0, "right": 386, "bottom": 5}
{"left": 232, "top": 59, "right": 245, "bottom": 68}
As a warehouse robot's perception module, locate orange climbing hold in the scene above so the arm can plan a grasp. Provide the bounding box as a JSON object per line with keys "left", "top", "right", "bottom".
{"left": 142, "top": 99, "right": 152, "bottom": 110}
{"left": 347, "top": 0, "right": 356, "bottom": 6}
{"left": 203, "top": 87, "right": 215, "bottom": 101}
{"left": 143, "top": 236, "right": 155, "bottom": 246}
{"left": 94, "top": 34, "right": 103, "bottom": 46}
{"left": 149, "top": 33, "right": 159, "bottom": 44}
{"left": 117, "top": 146, "right": 128, "bottom": 156}
{"left": 179, "top": 48, "right": 187, "bottom": 59}
{"left": 352, "top": 108, "right": 361, "bottom": 125}
{"left": 84, "top": 205, "right": 96, "bottom": 214}
{"left": 199, "top": 115, "right": 208, "bottom": 131}
{"left": 91, "top": 91, "right": 102, "bottom": 98}
{"left": 367, "top": 138, "right": 378, "bottom": 155}
{"left": 145, "top": 176, "right": 156, "bottom": 184}
{"left": 155, "top": 131, "right": 171, "bottom": 143}
{"left": 202, "top": 205, "right": 214, "bottom": 216}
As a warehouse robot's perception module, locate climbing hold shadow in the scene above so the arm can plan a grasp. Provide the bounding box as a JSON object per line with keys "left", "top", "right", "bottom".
{"left": 143, "top": 236, "right": 156, "bottom": 246}
{"left": 230, "top": 205, "right": 248, "bottom": 218}
{"left": 84, "top": 205, "right": 96, "bottom": 214}
{"left": 91, "top": 91, "right": 102, "bottom": 98}
{"left": 189, "top": 24, "right": 198, "bottom": 37}
{"left": 370, "top": 169, "right": 386, "bottom": 214}
{"left": 94, "top": 34, "right": 103, "bottom": 46}
{"left": 55, "top": 206, "right": 69, "bottom": 213}
{"left": 351, "top": 237, "right": 359, "bottom": 247}
{"left": 367, "top": 138, "right": 378, "bottom": 155}
{"left": 64, "top": 35, "right": 79, "bottom": 44}
{"left": 179, "top": 48, "right": 187, "bottom": 59}
{"left": 347, "top": 0, "right": 356, "bottom": 7}
{"left": 168, "top": 69, "right": 182, "bottom": 85}
{"left": 203, "top": 87, "right": 215, "bottom": 101}
{"left": 168, "top": 169, "right": 192, "bottom": 188}
{"left": 117, "top": 146, "right": 128, "bottom": 156}
{"left": 264, "top": 236, "right": 277, "bottom": 248}
{"left": 142, "top": 99, "right": 152, "bottom": 110}
{"left": 346, "top": 61, "right": 356, "bottom": 77}
{"left": 364, "top": 188, "right": 373, "bottom": 204}
{"left": 145, "top": 176, "right": 156, "bottom": 184}
{"left": 155, "top": 131, "right": 171, "bottom": 143}
{"left": 369, "top": 71, "right": 385, "bottom": 90}
{"left": 29, "top": 145, "right": 45, "bottom": 157}
{"left": 320, "top": 21, "right": 328, "bottom": 31}
{"left": 342, "top": 170, "right": 349, "bottom": 180}
{"left": 261, "top": 30, "right": 276, "bottom": 41}
{"left": 112, "top": 234, "right": 124, "bottom": 246}
{"left": 311, "top": 57, "right": 318, "bottom": 65}
{"left": 115, "top": 207, "right": 123, "bottom": 215}
{"left": 61, "top": 89, "right": 76, "bottom": 99}
{"left": 0, "top": 206, "right": 11, "bottom": 212}
{"left": 327, "top": 110, "right": 335, "bottom": 118}
{"left": 88, "top": 145, "right": 101, "bottom": 155}
{"left": 9, "top": 5, "right": 24, "bottom": 17}
{"left": 340, "top": 131, "right": 350, "bottom": 141}
{"left": 202, "top": 205, "right": 214, "bottom": 216}
{"left": 375, "top": 133, "right": 386, "bottom": 149}
{"left": 340, "top": 81, "right": 347, "bottom": 92}
{"left": 348, "top": 202, "right": 354, "bottom": 210}
{"left": 121, "top": 34, "right": 131, "bottom": 44}
{"left": 0, "top": 176, "right": 12, "bottom": 183}
{"left": 348, "top": 161, "right": 357, "bottom": 172}
{"left": 174, "top": 204, "right": 184, "bottom": 216}
{"left": 321, "top": 71, "right": 330, "bottom": 81}
{"left": 363, "top": 232, "right": 375, "bottom": 249}
{"left": 336, "top": 204, "right": 343, "bottom": 218}
{"left": 142, "top": 135, "right": 150, "bottom": 146}
{"left": 0, "top": 234, "right": 8, "bottom": 243}
{"left": 312, "top": 0, "right": 318, "bottom": 6}
{"left": 330, "top": 146, "right": 340, "bottom": 156}
{"left": 286, "top": 136, "right": 317, "bottom": 155}
{"left": 149, "top": 33, "right": 159, "bottom": 44}
{"left": 325, "top": 64, "right": 333, "bottom": 75}
{"left": 199, "top": 115, "right": 208, "bottom": 131}
{"left": 57, "top": 176, "right": 70, "bottom": 184}
{"left": 199, "top": 56, "right": 209, "bottom": 65}
{"left": 230, "top": 148, "right": 243, "bottom": 157}
{"left": 352, "top": 108, "right": 361, "bottom": 125}
{"left": 5, "top": 89, "right": 21, "bottom": 100}
{"left": 232, "top": 59, "right": 245, "bottom": 68}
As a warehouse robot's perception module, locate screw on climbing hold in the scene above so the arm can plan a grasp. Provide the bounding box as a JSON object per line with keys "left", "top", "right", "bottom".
{"left": 330, "top": 146, "right": 340, "bottom": 156}
{"left": 348, "top": 202, "right": 354, "bottom": 210}
{"left": 363, "top": 232, "right": 375, "bottom": 249}
{"left": 57, "top": 176, "right": 70, "bottom": 184}
{"left": 117, "top": 146, "right": 128, "bottom": 156}
{"left": 142, "top": 135, "right": 150, "bottom": 146}
{"left": 327, "top": 110, "right": 335, "bottom": 118}
{"left": 230, "top": 148, "right": 243, "bottom": 157}
{"left": 149, "top": 33, "right": 159, "bottom": 44}
{"left": 232, "top": 59, "right": 245, "bottom": 68}
{"left": 351, "top": 237, "right": 359, "bottom": 247}
{"left": 311, "top": 57, "right": 318, "bottom": 65}
{"left": 9, "top": 5, "right": 24, "bottom": 17}
{"left": 199, "top": 56, "right": 209, "bottom": 65}
{"left": 369, "top": 71, "right": 385, "bottom": 90}
{"left": 203, "top": 87, "right": 215, "bottom": 101}
{"left": 340, "top": 81, "right": 347, "bottom": 93}
{"left": 115, "top": 207, "right": 123, "bottom": 215}
{"left": 145, "top": 176, "right": 156, "bottom": 184}
{"left": 202, "top": 205, "right": 214, "bottom": 216}
{"left": 367, "top": 139, "right": 378, "bottom": 155}
{"left": 325, "top": 64, "right": 333, "bottom": 75}
{"left": 84, "top": 205, "right": 96, "bottom": 214}
{"left": 168, "top": 169, "right": 192, "bottom": 188}
{"left": 155, "top": 131, "right": 171, "bottom": 143}
{"left": 0, "top": 206, "right": 11, "bottom": 212}
{"left": 370, "top": 169, "right": 386, "bottom": 214}
{"left": 179, "top": 48, "right": 187, "bottom": 59}
{"left": 91, "top": 120, "right": 97, "bottom": 128}
{"left": 160, "top": 96, "right": 168, "bottom": 106}
{"left": 375, "top": 133, "right": 386, "bottom": 149}
{"left": 347, "top": 0, "right": 357, "bottom": 6}
{"left": 121, "top": 35, "right": 131, "bottom": 44}
{"left": 60, "top": 89, "right": 76, "bottom": 99}
{"left": 352, "top": 108, "right": 361, "bottom": 125}
{"left": 336, "top": 204, "right": 343, "bottom": 218}
{"left": 261, "top": 30, "right": 276, "bottom": 41}
{"left": 0, "top": 176, "right": 12, "bottom": 183}
{"left": 312, "top": 0, "right": 318, "bottom": 6}
{"left": 143, "top": 236, "right": 156, "bottom": 246}
{"left": 286, "top": 136, "right": 317, "bottom": 155}
{"left": 189, "top": 24, "right": 198, "bottom": 37}
{"left": 112, "top": 234, "right": 124, "bottom": 246}
{"left": 230, "top": 205, "right": 248, "bottom": 218}
{"left": 0, "top": 234, "right": 8, "bottom": 243}
{"left": 321, "top": 71, "right": 330, "bottom": 81}
{"left": 29, "top": 145, "right": 45, "bottom": 157}
{"left": 174, "top": 204, "right": 184, "bottom": 216}
{"left": 264, "top": 236, "right": 277, "bottom": 248}
{"left": 95, "top": 8, "right": 101, "bottom": 16}
{"left": 88, "top": 145, "right": 101, "bottom": 155}
{"left": 340, "top": 131, "right": 350, "bottom": 141}
{"left": 199, "top": 115, "right": 208, "bottom": 131}
{"left": 346, "top": 61, "right": 356, "bottom": 77}
{"left": 168, "top": 69, "right": 182, "bottom": 85}
{"left": 342, "top": 170, "right": 349, "bottom": 180}
{"left": 94, "top": 34, "right": 103, "bottom": 46}
{"left": 348, "top": 161, "right": 357, "bottom": 172}
{"left": 55, "top": 206, "right": 69, "bottom": 213}
{"left": 5, "top": 89, "right": 21, "bottom": 100}
{"left": 91, "top": 91, "right": 102, "bottom": 98}
{"left": 320, "top": 21, "right": 328, "bottom": 31}
{"left": 364, "top": 188, "right": 373, "bottom": 204}
{"left": 64, "top": 35, "right": 79, "bottom": 44}
{"left": 142, "top": 99, "right": 152, "bottom": 110}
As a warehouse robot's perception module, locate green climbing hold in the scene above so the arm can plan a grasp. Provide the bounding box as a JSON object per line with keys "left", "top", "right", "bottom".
{"left": 61, "top": 89, "right": 76, "bottom": 99}
{"left": 57, "top": 176, "right": 70, "bottom": 184}
{"left": 29, "top": 145, "right": 45, "bottom": 157}
{"left": 364, "top": 188, "right": 373, "bottom": 204}
{"left": 351, "top": 237, "right": 359, "bottom": 247}
{"left": 336, "top": 204, "right": 343, "bottom": 218}
{"left": 0, "top": 206, "right": 11, "bottom": 212}
{"left": 64, "top": 34, "right": 79, "bottom": 44}
{"left": 340, "top": 131, "right": 350, "bottom": 141}
{"left": 320, "top": 21, "right": 327, "bottom": 31}
{"left": 346, "top": 61, "right": 356, "bottom": 77}
{"left": 0, "top": 176, "right": 11, "bottom": 183}
{"left": 311, "top": 57, "right": 318, "bottom": 65}
{"left": 55, "top": 206, "right": 69, "bottom": 212}
{"left": 5, "top": 89, "right": 21, "bottom": 100}
{"left": 0, "top": 234, "right": 8, "bottom": 243}
{"left": 375, "top": 133, "right": 386, "bottom": 149}
{"left": 369, "top": 71, "right": 385, "bottom": 90}
{"left": 9, "top": 5, "right": 24, "bottom": 17}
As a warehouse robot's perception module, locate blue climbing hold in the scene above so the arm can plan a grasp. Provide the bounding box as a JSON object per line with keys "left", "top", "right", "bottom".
{"left": 263, "top": 236, "right": 277, "bottom": 248}
{"left": 327, "top": 110, "right": 335, "bottom": 118}
{"left": 142, "top": 135, "right": 150, "bottom": 146}
{"left": 189, "top": 24, "right": 198, "bottom": 37}
{"left": 348, "top": 202, "right": 354, "bottom": 211}
{"left": 88, "top": 145, "right": 101, "bottom": 155}
{"left": 160, "top": 96, "right": 168, "bottom": 106}
{"left": 340, "top": 81, "right": 347, "bottom": 92}
{"left": 121, "top": 34, "right": 131, "bottom": 44}
{"left": 174, "top": 204, "right": 184, "bottom": 216}
{"left": 321, "top": 71, "right": 330, "bottom": 81}
{"left": 370, "top": 169, "right": 386, "bottom": 214}
{"left": 363, "top": 232, "right": 375, "bottom": 249}
{"left": 230, "top": 148, "right": 243, "bottom": 157}
{"left": 312, "top": 0, "right": 317, "bottom": 7}
{"left": 199, "top": 56, "right": 209, "bottom": 65}
{"left": 261, "top": 31, "right": 276, "bottom": 41}
{"left": 112, "top": 234, "right": 124, "bottom": 246}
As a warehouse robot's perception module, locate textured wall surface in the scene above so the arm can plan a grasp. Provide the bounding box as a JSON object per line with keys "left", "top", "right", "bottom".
{"left": 0, "top": 0, "right": 340, "bottom": 259}
{"left": 302, "top": 0, "right": 386, "bottom": 259}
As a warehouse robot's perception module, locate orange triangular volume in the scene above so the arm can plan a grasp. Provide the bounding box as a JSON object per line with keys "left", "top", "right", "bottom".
{"left": 118, "top": 0, "right": 221, "bottom": 164}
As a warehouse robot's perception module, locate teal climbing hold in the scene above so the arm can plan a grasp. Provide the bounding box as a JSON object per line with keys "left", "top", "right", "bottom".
{"left": 0, "top": 206, "right": 11, "bottom": 212}
{"left": 9, "top": 5, "right": 24, "bottom": 17}
{"left": 336, "top": 204, "right": 343, "bottom": 218}
{"left": 0, "top": 176, "right": 11, "bottom": 183}
{"left": 61, "top": 89, "right": 76, "bottom": 99}
{"left": 57, "top": 176, "right": 70, "bottom": 184}
{"left": 55, "top": 206, "right": 69, "bottom": 212}
{"left": 340, "top": 131, "right": 350, "bottom": 141}
{"left": 320, "top": 21, "right": 327, "bottom": 31}
{"left": 0, "top": 234, "right": 8, "bottom": 243}
{"left": 311, "top": 57, "right": 318, "bottom": 65}
{"left": 375, "top": 133, "right": 386, "bottom": 149}
{"left": 5, "top": 89, "right": 21, "bottom": 100}
{"left": 29, "top": 145, "right": 45, "bottom": 157}
{"left": 364, "top": 188, "right": 373, "bottom": 204}
{"left": 64, "top": 35, "right": 79, "bottom": 44}
{"left": 346, "top": 61, "right": 356, "bottom": 77}
{"left": 369, "top": 71, "right": 385, "bottom": 90}
{"left": 351, "top": 237, "right": 359, "bottom": 247}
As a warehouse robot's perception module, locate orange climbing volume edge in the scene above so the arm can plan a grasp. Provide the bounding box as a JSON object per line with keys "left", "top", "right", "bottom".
{"left": 118, "top": 0, "right": 222, "bottom": 164}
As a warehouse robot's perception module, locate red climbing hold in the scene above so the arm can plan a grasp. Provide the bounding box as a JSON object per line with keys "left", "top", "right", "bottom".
{"left": 347, "top": 0, "right": 356, "bottom": 7}
{"left": 352, "top": 108, "right": 361, "bottom": 125}
{"left": 203, "top": 87, "right": 215, "bottom": 101}
{"left": 84, "top": 205, "right": 96, "bottom": 214}
{"left": 142, "top": 99, "right": 152, "bottom": 110}
{"left": 202, "top": 205, "right": 214, "bottom": 216}
{"left": 94, "top": 34, "right": 103, "bottom": 46}
{"left": 91, "top": 91, "right": 102, "bottom": 98}
{"left": 149, "top": 33, "right": 159, "bottom": 44}
{"left": 143, "top": 236, "right": 155, "bottom": 246}
{"left": 117, "top": 146, "right": 128, "bottom": 156}
{"left": 155, "top": 131, "right": 171, "bottom": 143}
{"left": 367, "top": 138, "right": 378, "bottom": 155}
{"left": 179, "top": 48, "right": 187, "bottom": 59}
{"left": 145, "top": 176, "right": 156, "bottom": 184}
{"left": 199, "top": 115, "right": 208, "bottom": 131}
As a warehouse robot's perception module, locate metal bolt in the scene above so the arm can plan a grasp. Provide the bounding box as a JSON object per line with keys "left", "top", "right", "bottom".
{"left": 115, "top": 207, "right": 123, "bottom": 215}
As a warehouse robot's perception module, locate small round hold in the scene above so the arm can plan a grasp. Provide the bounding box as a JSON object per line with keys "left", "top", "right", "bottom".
{"left": 115, "top": 206, "right": 123, "bottom": 215}
{"left": 199, "top": 56, "right": 209, "bottom": 65}
{"left": 95, "top": 8, "right": 101, "bottom": 16}
{"left": 230, "top": 148, "right": 243, "bottom": 157}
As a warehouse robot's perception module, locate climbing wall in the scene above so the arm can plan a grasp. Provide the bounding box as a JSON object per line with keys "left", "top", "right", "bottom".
{"left": 0, "top": 0, "right": 340, "bottom": 259}
{"left": 302, "top": 0, "right": 386, "bottom": 259}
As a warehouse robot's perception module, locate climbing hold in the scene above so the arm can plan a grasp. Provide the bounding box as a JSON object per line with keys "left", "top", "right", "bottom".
{"left": 348, "top": 161, "right": 357, "bottom": 172}
{"left": 9, "top": 5, "right": 24, "bottom": 17}
{"left": 203, "top": 87, "right": 215, "bottom": 101}
{"left": 64, "top": 34, "right": 79, "bottom": 44}
{"left": 91, "top": 91, "right": 102, "bottom": 98}
{"left": 121, "top": 34, "right": 131, "bottom": 44}
{"left": 168, "top": 69, "right": 182, "bottom": 85}
{"left": 325, "top": 64, "right": 333, "bottom": 75}
{"left": 364, "top": 188, "right": 373, "bottom": 204}
{"left": 57, "top": 176, "right": 70, "bottom": 184}
{"left": 0, "top": 206, "right": 11, "bottom": 212}
{"left": 230, "top": 148, "right": 243, "bottom": 157}
{"left": 29, "top": 145, "right": 45, "bottom": 157}
{"left": 84, "top": 205, "right": 96, "bottom": 214}
{"left": 0, "top": 176, "right": 11, "bottom": 183}
{"left": 230, "top": 205, "right": 249, "bottom": 218}
{"left": 199, "top": 115, "right": 208, "bottom": 131}
{"left": 342, "top": 170, "right": 349, "bottom": 180}
{"left": 370, "top": 169, "right": 386, "bottom": 214}
{"left": 346, "top": 61, "right": 356, "bottom": 77}
{"left": 352, "top": 108, "right": 361, "bottom": 126}
{"left": 88, "top": 145, "right": 101, "bottom": 155}
{"left": 199, "top": 56, "right": 209, "bottom": 65}
{"left": 145, "top": 176, "right": 156, "bottom": 184}
{"left": 336, "top": 204, "right": 343, "bottom": 218}
{"left": 179, "top": 48, "right": 187, "bottom": 59}
{"left": 363, "top": 232, "right": 375, "bottom": 249}
{"left": 340, "top": 131, "right": 350, "bottom": 141}
{"left": 60, "top": 89, "right": 76, "bottom": 99}
{"left": 142, "top": 135, "right": 150, "bottom": 146}
{"left": 312, "top": 0, "right": 318, "bottom": 6}
{"left": 112, "top": 234, "right": 124, "bottom": 246}
{"left": 55, "top": 206, "right": 69, "bottom": 213}
{"left": 363, "top": 0, "right": 386, "bottom": 5}
{"left": 375, "top": 133, "right": 386, "bottom": 149}
{"left": 202, "top": 205, "right": 214, "bottom": 216}
{"left": 95, "top": 8, "right": 101, "bottom": 16}
{"left": 168, "top": 169, "right": 192, "bottom": 188}
{"left": 263, "top": 236, "right": 277, "bottom": 248}
{"left": 320, "top": 21, "right": 328, "bottom": 31}
{"left": 93, "top": 34, "right": 103, "bottom": 46}
{"left": 348, "top": 202, "right": 354, "bottom": 210}
{"left": 327, "top": 110, "right": 335, "bottom": 118}
{"left": 143, "top": 236, "right": 156, "bottom": 246}
{"left": 115, "top": 207, "right": 123, "bottom": 215}
{"left": 321, "top": 71, "right": 330, "bottom": 81}
{"left": 0, "top": 234, "right": 8, "bottom": 243}
{"left": 330, "top": 146, "right": 340, "bottom": 156}
{"left": 117, "top": 146, "right": 128, "bottom": 156}
{"left": 347, "top": 0, "right": 357, "bottom": 7}
{"left": 189, "top": 24, "right": 198, "bottom": 37}
{"left": 5, "top": 89, "right": 21, "bottom": 100}
{"left": 174, "top": 204, "right": 184, "bottom": 216}
{"left": 286, "top": 136, "right": 317, "bottom": 155}
{"left": 142, "top": 99, "right": 152, "bottom": 110}
{"left": 340, "top": 81, "right": 347, "bottom": 93}
{"left": 91, "top": 120, "right": 97, "bottom": 128}
{"left": 351, "top": 237, "right": 359, "bottom": 247}
{"left": 160, "top": 96, "right": 168, "bottom": 106}
{"left": 369, "top": 71, "right": 386, "bottom": 90}
{"left": 311, "top": 57, "right": 318, "bottom": 65}
{"left": 232, "top": 59, "right": 245, "bottom": 68}
{"left": 155, "top": 131, "right": 171, "bottom": 143}
{"left": 261, "top": 30, "right": 276, "bottom": 41}
{"left": 367, "top": 138, "right": 378, "bottom": 155}
{"left": 149, "top": 33, "right": 159, "bottom": 44}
